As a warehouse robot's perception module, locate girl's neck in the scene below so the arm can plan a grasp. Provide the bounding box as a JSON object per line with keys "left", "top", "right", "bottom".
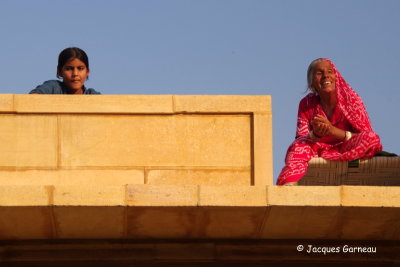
{"left": 68, "top": 87, "right": 84, "bottom": 95}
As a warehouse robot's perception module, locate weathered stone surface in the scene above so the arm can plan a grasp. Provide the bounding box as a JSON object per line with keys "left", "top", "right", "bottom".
{"left": 339, "top": 207, "right": 400, "bottom": 240}
{"left": 0, "top": 115, "right": 58, "bottom": 167}
{"left": 59, "top": 115, "right": 251, "bottom": 167}
{"left": 53, "top": 185, "right": 125, "bottom": 206}
{"left": 0, "top": 207, "right": 54, "bottom": 239}
{"left": 0, "top": 170, "right": 144, "bottom": 186}
{"left": 0, "top": 185, "right": 50, "bottom": 206}
{"left": 14, "top": 95, "right": 174, "bottom": 114}
{"left": 197, "top": 207, "right": 267, "bottom": 238}
{"left": 0, "top": 94, "right": 14, "bottom": 112}
{"left": 0, "top": 185, "right": 399, "bottom": 241}
{"left": 341, "top": 186, "right": 400, "bottom": 207}
{"left": 253, "top": 113, "right": 273, "bottom": 185}
{"left": 147, "top": 169, "right": 250, "bottom": 186}
{"left": 53, "top": 207, "right": 125, "bottom": 239}
{"left": 260, "top": 206, "right": 342, "bottom": 239}
{"left": 267, "top": 186, "right": 341, "bottom": 206}
{"left": 126, "top": 184, "right": 198, "bottom": 206}
{"left": 126, "top": 207, "right": 198, "bottom": 238}
{"left": 174, "top": 95, "right": 271, "bottom": 113}
{"left": 199, "top": 185, "right": 267, "bottom": 206}
{"left": 0, "top": 186, "right": 54, "bottom": 239}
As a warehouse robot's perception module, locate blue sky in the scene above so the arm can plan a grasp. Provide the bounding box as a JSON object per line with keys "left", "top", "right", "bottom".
{"left": 1, "top": 0, "right": 399, "bottom": 182}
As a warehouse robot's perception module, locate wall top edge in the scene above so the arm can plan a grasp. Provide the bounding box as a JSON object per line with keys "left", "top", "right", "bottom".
{"left": 0, "top": 185, "right": 398, "bottom": 208}
{"left": 0, "top": 94, "right": 272, "bottom": 114}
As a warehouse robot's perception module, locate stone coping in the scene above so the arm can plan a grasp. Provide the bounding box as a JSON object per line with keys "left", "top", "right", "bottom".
{"left": 1, "top": 185, "right": 399, "bottom": 207}
{"left": 0, "top": 94, "right": 271, "bottom": 114}
{"left": 0, "top": 185, "right": 399, "bottom": 240}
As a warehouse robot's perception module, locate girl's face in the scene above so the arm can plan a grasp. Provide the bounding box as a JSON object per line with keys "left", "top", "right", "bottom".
{"left": 58, "top": 58, "right": 90, "bottom": 93}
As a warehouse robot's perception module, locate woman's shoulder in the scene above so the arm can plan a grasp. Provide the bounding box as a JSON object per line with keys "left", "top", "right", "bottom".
{"left": 299, "top": 93, "right": 319, "bottom": 108}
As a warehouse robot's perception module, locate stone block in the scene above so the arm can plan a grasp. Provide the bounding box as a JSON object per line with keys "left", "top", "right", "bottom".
{"left": 53, "top": 207, "right": 125, "bottom": 239}
{"left": 52, "top": 185, "right": 126, "bottom": 238}
{"left": 267, "top": 186, "right": 341, "bottom": 206}
{"left": 14, "top": 95, "right": 174, "bottom": 114}
{"left": 126, "top": 184, "right": 198, "bottom": 206}
{"left": 174, "top": 95, "right": 271, "bottom": 113}
{"left": 0, "top": 115, "right": 58, "bottom": 167}
{"left": 146, "top": 168, "right": 250, "bottom": 186}
{"left": 253, "top": 113, "right": 273, "bottom": 185}
{"left": 0, "top": 207, "right": 54, "bottom": 239}
{"left": 196, "top": 207, "right": 266, "bottom": 238}
{"left": 53, "top": 185, "right": 125, "bottom": 206}
{"left": 0, "top": 185, "right": 51, "bottom": 206}
{"left": 341, "top": 186, "right": 400, "bottom": 207}
{"left": 199, "top": 185, "right": 267, "bottom": 206}
{"left": 260, "top": 206, "right": 342, "bottom": 239}
{"left": 126, "top": 207, "right": 198, "bottom": 238}
{"left": 339, "top": 207, "right": 400, "bottom": 240}
{"left": 0, "top": 170, "right": 144, "bottom": 186}
{"left": 59, "top": 114, "right": 251, "bottom": 167}
{"left": 0, "top": 186, "right": 54, "bottom": 239}
{"left": 0, "top": 94, "right": 14, "bottom": 112}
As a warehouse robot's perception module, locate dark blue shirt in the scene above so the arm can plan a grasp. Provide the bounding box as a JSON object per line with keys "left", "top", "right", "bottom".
{"left": 29, "top": 80, "right": 101, "bottom": 94}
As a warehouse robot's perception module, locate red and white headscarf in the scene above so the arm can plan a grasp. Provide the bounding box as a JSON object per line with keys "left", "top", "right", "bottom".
{"left": 323, "top": 58, "right": 373, "bottom": 133}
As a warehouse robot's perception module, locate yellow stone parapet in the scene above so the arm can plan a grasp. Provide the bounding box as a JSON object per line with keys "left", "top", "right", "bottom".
{"left": 0, "top": 94, "right": 272, "bottom": 186}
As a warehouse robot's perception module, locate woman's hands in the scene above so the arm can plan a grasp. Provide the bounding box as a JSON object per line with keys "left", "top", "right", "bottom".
{"left": 310, "top": 114, "right": 350, "bottom": 141}
{"left": 311, "top": 115, "right": 332, "bottom": 137}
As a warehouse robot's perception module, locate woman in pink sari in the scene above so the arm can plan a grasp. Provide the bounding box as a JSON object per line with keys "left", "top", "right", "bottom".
{"left": 277, "top": 58, "right": 382, "bottom": 185}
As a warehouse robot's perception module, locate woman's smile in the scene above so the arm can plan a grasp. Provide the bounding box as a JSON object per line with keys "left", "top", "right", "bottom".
{"left": 312, "top": 60, "right": 336, "bottom": 93}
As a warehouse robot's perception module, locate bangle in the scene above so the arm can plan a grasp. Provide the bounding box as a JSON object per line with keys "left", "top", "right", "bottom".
{"left": 344, "top": 131, "right": 352, "bottom": 141}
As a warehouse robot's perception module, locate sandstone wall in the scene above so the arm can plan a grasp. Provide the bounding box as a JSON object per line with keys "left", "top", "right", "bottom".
{"left": 0, "top": 94, "right": 272, "bottom": 186}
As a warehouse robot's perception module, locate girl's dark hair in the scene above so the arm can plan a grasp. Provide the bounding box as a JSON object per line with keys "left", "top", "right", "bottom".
{"left": 56, "top": 47, "right": 89, "bottom": 78}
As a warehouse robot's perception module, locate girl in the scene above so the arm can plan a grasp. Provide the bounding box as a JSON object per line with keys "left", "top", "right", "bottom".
{"left": 30, "top": 47, "right": 100, "bottom": 94}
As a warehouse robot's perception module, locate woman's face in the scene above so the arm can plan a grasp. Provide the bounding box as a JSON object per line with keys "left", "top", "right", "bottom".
{"left": 58, "top": 58, "right": 90, "bottom": 93}
{"left": 311, "top": 60, "right": 336, "bottom": 94}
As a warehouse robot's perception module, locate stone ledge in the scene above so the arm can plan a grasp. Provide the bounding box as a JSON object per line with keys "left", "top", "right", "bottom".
{"left": 267, "top": 186, "right": 341, "bottom": 206}
{"left": 13, "top": 95, "right": 175, "bottom": 114}
{"left": 0, "top": 94, "right": 13, "bottom": 112}
{"left": 126, "top": 184, "right": 198, "bottom": 206}
{"left": 1, "top": 184, "right": 400, "bottom": 208}
{"left": 0, "top": 185, "right": 399, "bottom": 240}
{"left": 174, "top": 95, "right": 271, "bottom": 113}
{"left": 1, "top": 94, "right": 271, "bottom": 114}
{"left": 341, "top": 186, "right": 400, "bottom": 207}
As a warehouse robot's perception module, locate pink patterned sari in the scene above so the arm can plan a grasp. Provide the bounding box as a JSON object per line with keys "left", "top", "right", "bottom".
{"left": 276, "top": 59, "right": 382, "bottom": 185}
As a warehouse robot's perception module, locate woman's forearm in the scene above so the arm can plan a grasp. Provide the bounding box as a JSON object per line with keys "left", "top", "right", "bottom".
{"left": 329, "top": 126, "right": 352, "bottom": 141}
